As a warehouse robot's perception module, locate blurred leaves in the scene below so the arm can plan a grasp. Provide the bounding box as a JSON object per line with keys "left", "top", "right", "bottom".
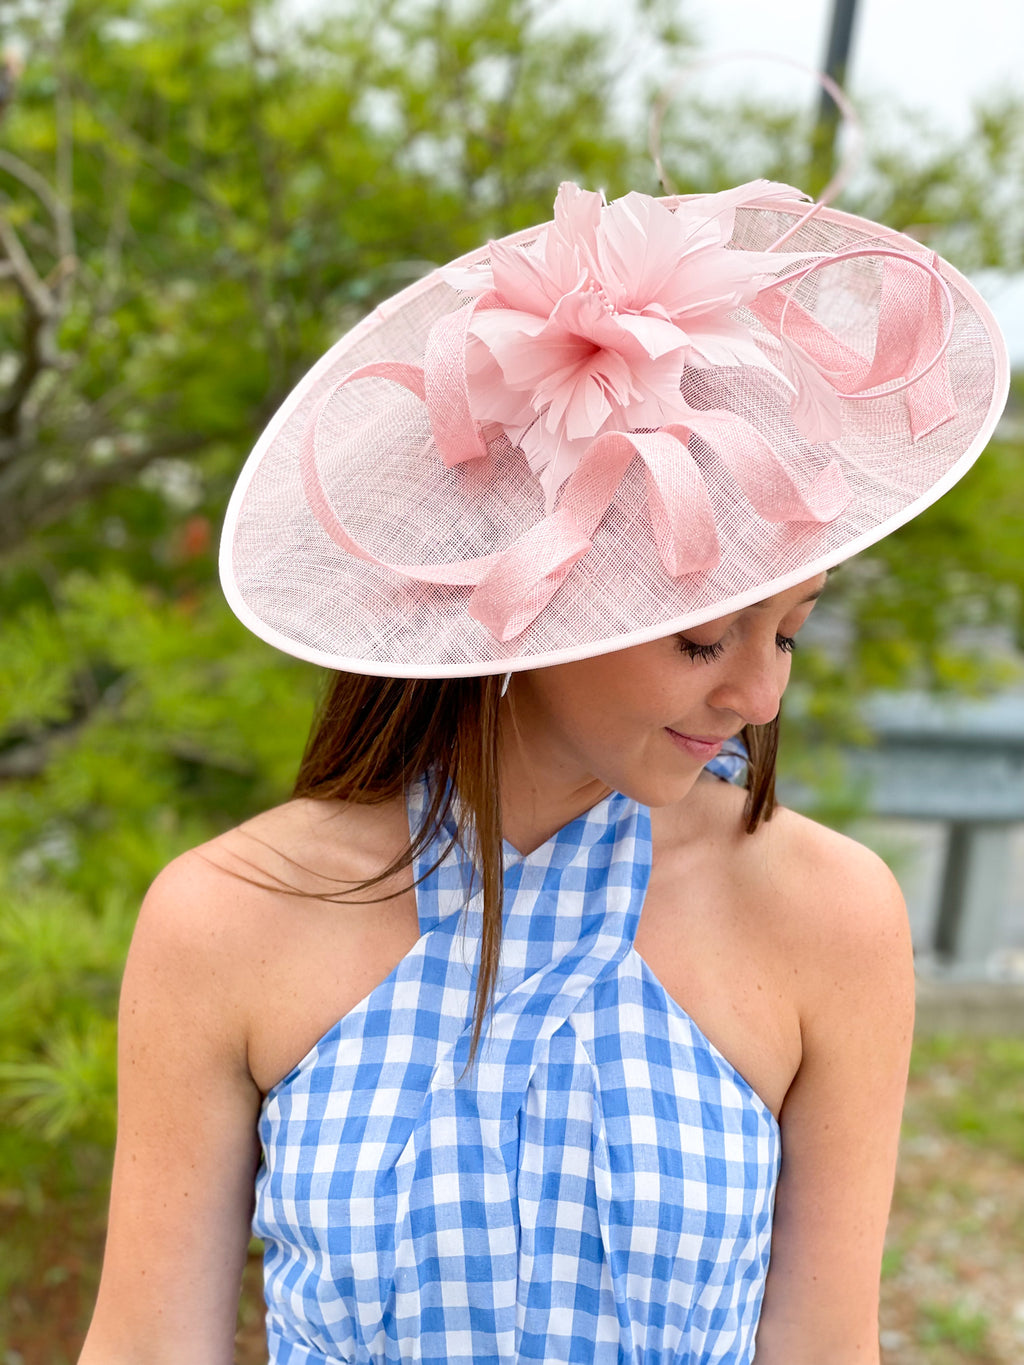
{"left": 0, "top": 1018, "right": 119, "bottom": 1146}
{"left": 655, "top": 87, "right": 1024, "bottom": 270}
{"left": 1, "top": 569, "right": 317, "bottom": 894}
{"left": 0, "top": 873, "right": 127, "bottom": 1208}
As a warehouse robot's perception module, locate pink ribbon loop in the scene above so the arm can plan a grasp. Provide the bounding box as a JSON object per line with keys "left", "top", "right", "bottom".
{"left": 423, "top": 295, "right": 495, "bottom": 468}
{"left": 662, "top": 413, "right": 851, "bottom": 523}
{"left": 560, "top": 430, "right": 720, "bottom": 576}
{"left": 324, "top": 360, "right": 427, "bottom": 403}
{"left": 755, "top": 248, "right": 957, "bottom": 442}
{"left": 469, "top": 429, "right": 720, "bottom": 641}
{"left": 892, "top": 254, "right": 957, "bottom": 439}
{"left": 301, "top": 365, "right": 498, "bottom": 586}
{"left": 468, "top": 506, "right": 593, "bottom": 641}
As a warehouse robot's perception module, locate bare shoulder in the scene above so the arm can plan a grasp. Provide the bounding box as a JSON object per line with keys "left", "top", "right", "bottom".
{"left": 691, "top": 774, "right": 904, "bottom": 907}
{"left": 131, "top": 795, "right": 413, "bottom": 1028}
{"left": 759, "top": 800, "right": 909, "bottom": 982}
{"left": 687, "top": 777, "right": 911, "bottom": 1012}
{"left": 131, "top": 794, "right": 422, "bottom": 1099}
{"left": 182, "top": 793, "right": 409, "bottom": 891}
{"left": 131, "top": 800, "right": 327, "bottom": 977}
{"left": 141, "top": 793, "right": 410, "bottom": 928}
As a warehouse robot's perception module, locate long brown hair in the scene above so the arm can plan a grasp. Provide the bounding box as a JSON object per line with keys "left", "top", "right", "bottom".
{"left": 292, "top": 673, "right": 779, "bottom": 1070}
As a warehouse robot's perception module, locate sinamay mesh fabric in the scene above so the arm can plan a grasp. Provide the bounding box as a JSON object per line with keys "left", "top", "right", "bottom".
{"left": 221, "top": 198, "right": 1008, "bottom": 676}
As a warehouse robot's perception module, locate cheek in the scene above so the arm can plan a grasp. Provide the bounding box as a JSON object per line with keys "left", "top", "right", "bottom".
{"left": 556, "top": 666, "right": 636, "bottom": 737}
{"left": 524, "top": 652, "right": 664, "bottom": 743}
{"left": 519, "top": 662, "right": 617, "bottom": 739}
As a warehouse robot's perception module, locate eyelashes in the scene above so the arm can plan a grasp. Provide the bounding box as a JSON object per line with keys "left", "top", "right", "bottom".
{"left": 677, "top": 638, "right": 726, "bottom": 662}
{"left": 677, "top": 634, "right": 797, "bottom": 662}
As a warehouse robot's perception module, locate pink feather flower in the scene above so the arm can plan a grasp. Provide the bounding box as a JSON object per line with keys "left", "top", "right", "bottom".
{"left": 445, "top": 180, "right": 809, "bottom": 508}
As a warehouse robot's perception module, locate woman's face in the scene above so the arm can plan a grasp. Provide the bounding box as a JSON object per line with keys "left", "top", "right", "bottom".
{"left": 506, "top": 573, "right": 828, "bottom": 809}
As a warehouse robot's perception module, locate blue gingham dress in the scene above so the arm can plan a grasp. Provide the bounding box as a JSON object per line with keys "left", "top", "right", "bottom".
{"left": 253, "top": 769, "right": 780, "bottom": 1364}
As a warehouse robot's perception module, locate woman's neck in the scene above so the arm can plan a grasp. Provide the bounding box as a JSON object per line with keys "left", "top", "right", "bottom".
{"left": 495, "top": 712, "right": 611, "bottom": 857}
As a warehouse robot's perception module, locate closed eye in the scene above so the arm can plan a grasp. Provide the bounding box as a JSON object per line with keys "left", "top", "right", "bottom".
{"left": 677, "top": 634, "right": 798, "bottom": 662}
{"left": 676, "top": 637, "right": 725, "bottom": 662}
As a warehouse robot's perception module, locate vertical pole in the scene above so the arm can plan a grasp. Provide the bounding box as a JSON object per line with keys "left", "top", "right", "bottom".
{"left": 935, "top": 821, "right": 1012, "bottom": 972}
{"left": 809, "top": 0, "right": 861, "bottom": 195}
{"left": 934, "top": 821, "right": 970, "bottom": 959}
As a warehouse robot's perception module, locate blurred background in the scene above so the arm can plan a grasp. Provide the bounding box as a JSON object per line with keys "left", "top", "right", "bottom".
{"left": 0, "top": 1, "right": 1021, "bottom": 1360}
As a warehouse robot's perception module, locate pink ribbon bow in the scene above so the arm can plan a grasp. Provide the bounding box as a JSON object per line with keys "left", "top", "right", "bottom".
{"left": 299, "top": 184, "right": 957, "bottom": 642}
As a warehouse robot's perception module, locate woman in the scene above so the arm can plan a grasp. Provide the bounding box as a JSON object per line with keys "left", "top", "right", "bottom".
{"left": 79, "top": 180, "right": 1007, "bottom": 1364}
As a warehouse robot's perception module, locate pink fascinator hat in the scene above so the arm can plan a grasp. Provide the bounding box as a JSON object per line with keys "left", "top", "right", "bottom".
{"left": 220, "top": 179, "right": 1009, "bottom": 676}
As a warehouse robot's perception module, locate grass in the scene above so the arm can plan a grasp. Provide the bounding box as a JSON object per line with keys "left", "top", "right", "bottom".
{"left": 918, "top": 1300, "right": 993, "bottom": 1352}
{"left": 906, "top": 1036, "right": 1024, "bottom": 1162}
{"left": 880, "top": 1034, "right": 1024, "bottom": 1364}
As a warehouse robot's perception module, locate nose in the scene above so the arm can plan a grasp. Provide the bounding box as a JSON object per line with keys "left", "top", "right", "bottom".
{"left": 706, "top": 637, "right": 788, "bottom": 727}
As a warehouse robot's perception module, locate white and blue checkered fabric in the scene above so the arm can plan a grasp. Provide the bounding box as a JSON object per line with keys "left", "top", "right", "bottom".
{"left": 254, "top": 777, "right": 780, "bottom": 1364}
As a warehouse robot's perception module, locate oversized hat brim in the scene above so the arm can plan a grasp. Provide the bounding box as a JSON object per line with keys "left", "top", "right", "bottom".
{"left": 220, "top": 192, "right": 1009, "bottom": 677}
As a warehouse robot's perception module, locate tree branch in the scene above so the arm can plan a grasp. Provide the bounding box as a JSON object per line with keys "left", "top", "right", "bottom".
{"left": 0, "top": 212, "right": 54, "bottom": 318}
{"left": 0, "top": 213, "right": 66, "bottom": 448}
{"left": 0, "top": 143, "right": 78, "bottom": 447}
{"left": 0, "top": 432, "right": 211, "bottom": 554}
{"left": 0, "top": 148, "right": 65, "bottom": 223}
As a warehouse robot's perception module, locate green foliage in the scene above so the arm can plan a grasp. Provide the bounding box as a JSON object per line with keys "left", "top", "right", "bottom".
{"left": 1, "top": 0, "right": 672, "bottom": 558}
{"left": 0, "top": 873, "right": 127, "bottom": 1210}
{"left": 0, "top": 1016, "right": 118, "bottom": 1145}
{"left": 655, "top": 85, "right": 1024, "bottom": 271}
{"left": 906, "top": 1036, "right": 1024, "bottom": 1163}
{"left": 917, "top": 1299, "right": 992, "bottom": 1352}
{"left": 879, "top": 1241, "right": 905, "bottom": 1279}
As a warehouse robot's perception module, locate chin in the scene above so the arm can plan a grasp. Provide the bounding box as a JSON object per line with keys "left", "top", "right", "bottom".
{"left": 607, "top": 761, "right": 708, "bottom": 811}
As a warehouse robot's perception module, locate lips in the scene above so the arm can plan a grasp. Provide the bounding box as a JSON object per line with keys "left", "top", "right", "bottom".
{"left": 665, "top": 728, "right": 729, "bottom": 760}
